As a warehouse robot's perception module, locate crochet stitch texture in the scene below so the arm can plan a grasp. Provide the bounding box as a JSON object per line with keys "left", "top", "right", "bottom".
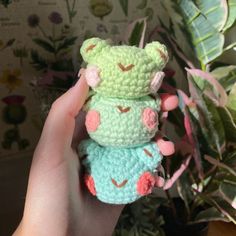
{"left": 78, "top": 38, "right": 168, "bottom": 204}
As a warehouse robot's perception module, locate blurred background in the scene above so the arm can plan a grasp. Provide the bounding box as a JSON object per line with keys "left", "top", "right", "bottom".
{"left": 0, "top": 0, "right": 236, "bottom": 236}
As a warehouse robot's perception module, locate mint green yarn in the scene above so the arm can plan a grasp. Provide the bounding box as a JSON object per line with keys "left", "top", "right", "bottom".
{"left": 78, "top": 139, "right": 163, "bottom": 204}
{"left": 86, "top": 94, "right": 161, "bottom": 147}
{"left": 80, "top": 37, "right": 168, "bottom": 99}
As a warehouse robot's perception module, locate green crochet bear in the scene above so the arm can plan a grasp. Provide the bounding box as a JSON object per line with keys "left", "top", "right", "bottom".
{"left": 78, "top": 38, "right": 178, "bottom": 204}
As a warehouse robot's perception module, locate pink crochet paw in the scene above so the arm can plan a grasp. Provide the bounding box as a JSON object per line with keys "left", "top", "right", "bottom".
{"left": 160, "top": 93, "right": 179, "bottom": 111}
{"left": 84, "top": 174, "right": 96, "bottom": 196}
{"left": 150, "top": 71, "right": 165, "bottom": 93}
{"left": 85, "top": 110, "right": 100, "bottom": 132}
{"left": 85, "top": 65, "right": 101, "bottom": 88}
{"left": 137, "top": 172, "right": 155, "bottom": 195}
{"left": 156, "top": 137, "right": 175, "bottom": 156}
{"left": 142, "top": 108, "right": 158, "bottom": 130}
{"left": 155, "top": 176, "right": 165, "bottom": 188}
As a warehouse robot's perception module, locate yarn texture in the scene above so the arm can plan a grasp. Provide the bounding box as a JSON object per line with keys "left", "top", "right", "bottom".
{"left": 79, "top": 140, "right": 162, "bottom": 204}
{"left": 78, "top": 37, "right": 169, "bottom": 204}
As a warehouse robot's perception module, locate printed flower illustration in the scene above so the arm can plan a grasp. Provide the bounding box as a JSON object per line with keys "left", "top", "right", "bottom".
{"left": 48, "top": 12, "right": 63, "bottom": 24}
{"left": 0, "top": 69, "right": 23, "bottom": 92}
{"left": 28, "top": 14, "right": 40, "bottom": 28}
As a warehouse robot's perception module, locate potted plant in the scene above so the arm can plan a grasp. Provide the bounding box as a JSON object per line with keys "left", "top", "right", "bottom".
{"left": 114, "top": 0, "right": 236, "bottom": 235}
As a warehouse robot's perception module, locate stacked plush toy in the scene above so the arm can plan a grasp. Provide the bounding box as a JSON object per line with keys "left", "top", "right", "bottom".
{"left": 78, "top": 38, "right": 178, "bottom": 204}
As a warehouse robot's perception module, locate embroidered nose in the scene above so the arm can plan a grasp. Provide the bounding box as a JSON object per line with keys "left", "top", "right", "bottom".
{"left": 111, "top": 178, "right": 128, "bottom": 188}
{"left": 117, "top": 106, "right": 131, "bottom": 113}
{"left": 118, "top": 63, "right": 134, "bottom": 72}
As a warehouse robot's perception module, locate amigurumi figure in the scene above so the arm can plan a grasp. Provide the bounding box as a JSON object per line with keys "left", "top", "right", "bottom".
{"left": 78, "top": 38, "right": 178, "bottom": 204}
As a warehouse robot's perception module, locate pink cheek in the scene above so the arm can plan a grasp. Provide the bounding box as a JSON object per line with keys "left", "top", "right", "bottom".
{"left": 85, "top": 110, "right": 100, "bottom": 132}
{"left": 142, "top": 108, "right": 158, "bottom": 130}
{"left": 137, "top": 172, "right": 155, "bottom": 195}
{"left": 85, "top": 66, "right": 101, "bottom": 88}
{"left": 84, "top": 174, "right": 96, "bottom": 196}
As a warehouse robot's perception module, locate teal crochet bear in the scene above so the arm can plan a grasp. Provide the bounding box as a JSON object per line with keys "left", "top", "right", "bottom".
{"left": 78, "top": 38, "right": 178, "bottom": 204}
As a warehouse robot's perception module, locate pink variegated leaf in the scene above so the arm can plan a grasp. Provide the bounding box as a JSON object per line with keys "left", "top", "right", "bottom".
{"left": 186, "top": 68, "right": 228, "bottom": 107}
{"left": 164, "top": 155, "right": 192, "bottom": 190}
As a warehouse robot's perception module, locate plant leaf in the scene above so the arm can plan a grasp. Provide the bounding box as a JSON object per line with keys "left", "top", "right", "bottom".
{"left": 186, "top": 68, "right": 228, "bottom": 107}
{"left": 33, "top": 38, "right": 55, "bottom": 53}
{"left": 217, "top": 106, "right": 236, "bottom": 142}
{"left": 223, "top": 0, "right": 236, "bottom": 31}
{"left": 211, "top": 65, "right": 236, "bottom": 92}
{"left": 124, "top": 18, "right": 147, "bottom": 47}
{"left": 30, "top": 50, "right": 48, "bottom": 71}
{"left": 205, "top": 155, "right": 236, "bottom": 177}
{"left": 219, "top": 182, "right": 236, "bottom": 209}
{"left": 195, "top": 0, "right": 228, "bottom": 31}
{"left": 193, "top": 207, "right": 228, "bottom": 223}
{"left": 227, "top": 82, "right": 236, "bottom": 110}
{"left": 178, "top": 0, "right": 225, "bottom": 65}
{"left": 119, "top": 0, "right": 128, "bottom": 16}
{"left": 56, "top": 36, "right": 77, "bottom": 52}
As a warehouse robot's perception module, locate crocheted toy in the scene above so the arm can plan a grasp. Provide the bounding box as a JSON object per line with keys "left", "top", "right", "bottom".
{"left": 78, "top": 38, "right": 178, "bottom": 204}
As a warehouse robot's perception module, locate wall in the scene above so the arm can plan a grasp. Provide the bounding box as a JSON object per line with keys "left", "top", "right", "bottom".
{"left": 0, "top": 0, "right": 168, "bottom": 159}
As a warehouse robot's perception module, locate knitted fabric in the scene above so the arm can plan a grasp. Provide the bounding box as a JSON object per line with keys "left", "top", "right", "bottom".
{"left": 85, "top": 94, "right": 161, "bottom": 147}
{"left": 80, "top": 37, "right": 168, "bottom": 99}
{"left": 78, "top": 37, "right": 169, "bottom": 204}
{"left": 78, "top": 139, "right": 163, "bottom": 204}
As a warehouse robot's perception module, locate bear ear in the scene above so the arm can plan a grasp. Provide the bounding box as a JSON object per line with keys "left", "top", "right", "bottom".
{"left": 144, "top": 41, "right": 169, "bottom": 70}
{"left": 80, "top": 37, "right": 110, "bottom": 63}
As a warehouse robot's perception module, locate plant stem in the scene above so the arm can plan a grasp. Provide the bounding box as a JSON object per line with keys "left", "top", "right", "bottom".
{"left": 165, "top": 190, "right": 177, "bottom": 219}
{"left": 38, "top": 25, "right": 48, "bottom": 38}
{"left": 65, "top": 0, "right": 72, "bottom": 23}
{"left": 52, "top": 24, "right": 57, "bottom": 60}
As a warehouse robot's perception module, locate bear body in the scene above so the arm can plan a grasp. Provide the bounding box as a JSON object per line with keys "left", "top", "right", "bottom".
{"left": 85, "top": 94, "right": 161, "bottom": 147}
{"left": 79, "top": 139, "right": 162, "bottom": 204}
{"left": 78, "top": 38, "right": 172, "bottom": 204}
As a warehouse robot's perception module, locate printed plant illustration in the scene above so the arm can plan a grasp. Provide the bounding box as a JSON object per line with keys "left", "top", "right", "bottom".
{"left": 89, "top": 0, "right": 113, "bottom": 19}
{"left": 0, "top": 0, "right": 12, "bottom": 8}
{"left": 27, "top": 12, "right": 78, "bottom": 89}
{"left": 0, "top": 68, "right": 23, "bottom": 92}
{"left": 65, "top": 0, "right": 78, "bottom": 23}
{"left": 0, "top": 38, "right": 15, "bottom": 52}
{"left": 119, "top": 0, "right": 128, "bottom": 16}
{"left": 13, "top": 46, "right": 28, "bottom": 66}
{"left": 1, "top": 95, "right": 29, "bottom": 150}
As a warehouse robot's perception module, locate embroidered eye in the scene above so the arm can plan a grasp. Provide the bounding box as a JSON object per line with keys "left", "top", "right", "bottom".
{"left": 86, "top": 44, "right": 96, "bottom": 52}
{"left": 118, "top": 63, "right": 134, "bottom": 72}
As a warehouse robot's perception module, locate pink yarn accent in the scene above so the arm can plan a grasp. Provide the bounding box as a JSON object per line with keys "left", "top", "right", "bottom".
{"left": 160, "top": 94, "right": 179, "bottom": 111}
{"left": 156, "top": 138, "right": 175, "bottom": 156}
{"left": 142, "top": 108, "right": 158, "bottom": 130}
{"left": 85, "top": 110, "right": 100, "bottom": 132}
{"left": 155, "top": 176, "right": 165, "bottom": 188}
{"left": 84, "top": 174, "right": 96, "bottom": 196}
{"left": 137, "top": 172, "right": 155, "bottom": 195}
{"left": 150, "top": 71, "right": 165, "bottom": 93}
{"left": 85, "top": 65, "right": 101, "bottom": 88}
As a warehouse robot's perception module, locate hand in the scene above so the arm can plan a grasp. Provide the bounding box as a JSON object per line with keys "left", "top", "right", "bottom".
{"left": 14, "top": 74, "right": 124, "bottom": 236}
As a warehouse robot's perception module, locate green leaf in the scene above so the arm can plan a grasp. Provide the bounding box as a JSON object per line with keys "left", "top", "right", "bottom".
{"left": 33, "top": 38, "right": 55, "bottom": 53}
{"left": 211, "top": 66, "right": 236, "bottom": 92}
{"left": 56, "top": 36, "right": 77, "bottom": 52}
{"left": 119, "top": 0, "right": 128, "bottom": 16}
{"left": 125, "top": 18, "right": 147, "bottom": 47}
{"left": 219, "top": 182, "right": 236, "bottom": 209}
{"left": 193, "top": 207, "right": 227, "bottom": 223}
{"left": 178, "top": 0, "right": 225, "bottom": 65}
{"left": 30, "top": 50, "right": 48, "bottom": 71}
{"left": 223, "top": 0, "right": 236, "bottom": 31}
{"left": 195, "top": 0, "right": 228, "bottom": 31}
{"left": 204, "top": 96, "right": 226, "bottom": 148}
{"left": 217, "top": 106, "right": 236, "bottom": 142}
{"left": 227, "top": 83, "right": 236, "bottom": 110}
